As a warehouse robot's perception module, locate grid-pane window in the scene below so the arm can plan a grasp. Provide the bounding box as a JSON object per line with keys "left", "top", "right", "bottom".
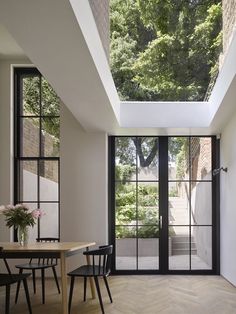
{"left": 168, "top": 137, "right": 213, "bottom": 270}
{"left": 111, "top": 136, "right": 216, "bottom": 274}
{"left": 115, "top": 137, "right": 159, "bottom": 270}
{"left": 14, "top": 68, "right": 60, "bottom": 241}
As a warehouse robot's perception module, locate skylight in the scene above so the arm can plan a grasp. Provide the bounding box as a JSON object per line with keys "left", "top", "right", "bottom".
{"left": 110, "top": 0, "right": 222, "bottom": 102}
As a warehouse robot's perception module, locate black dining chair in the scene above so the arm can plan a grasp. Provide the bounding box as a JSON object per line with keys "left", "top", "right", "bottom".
{"left": 67, "top": 245, "right": 113, "bottom": 314}
{"left": 15, "top": 237, "right": 60, "bottom": 304}
{"left": 0, "top": 247, "right": 32, "bottom": 314}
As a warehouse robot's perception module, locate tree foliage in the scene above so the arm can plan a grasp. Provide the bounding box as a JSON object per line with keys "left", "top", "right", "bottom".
{"left": 115, "top": 137, "right": 188, "bottom": 238}
{"left": 23, "top": 76, "right": 60, "bottom": 141}
{"left": 110, "top": 0, "right": 222, "bottom": 101}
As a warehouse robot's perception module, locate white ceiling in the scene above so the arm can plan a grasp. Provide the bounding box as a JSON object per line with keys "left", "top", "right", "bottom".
{"left": 0, "top": 24, "right": 25, "bottom": 59}
{"left": 0, "top": 0, "right": 120, "bottom": 133}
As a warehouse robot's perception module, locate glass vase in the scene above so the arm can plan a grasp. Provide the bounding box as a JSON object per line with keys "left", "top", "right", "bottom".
{"left": 18, "top": 226, "right": 29, "bottom": 246}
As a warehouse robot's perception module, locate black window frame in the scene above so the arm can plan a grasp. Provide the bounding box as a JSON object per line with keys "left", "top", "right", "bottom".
{"left": 109, "top": 135, "right": 220, "bottom": 275}
{"left": 14, "top": 67, "right": 60, "bottom": 241}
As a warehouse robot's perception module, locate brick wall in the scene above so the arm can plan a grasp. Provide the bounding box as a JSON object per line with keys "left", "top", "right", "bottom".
{"left": 89, "top": 0, "right": 110, "bottom": 61}
{"left": 222, "top": 0, "right": 236, "bottom": 58}
{"left": 191, "top": 138, "right": 212, "bottom": 182}
{"left": 23, "top": 119, "right": 59, "bottom": 182}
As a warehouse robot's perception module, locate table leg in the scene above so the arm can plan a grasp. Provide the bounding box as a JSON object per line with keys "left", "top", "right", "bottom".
{"left": 86, "top": 247, "right": 96, "bottom": 299}
{"left": 60, "top": 252, "right": 68, "bottom": 314}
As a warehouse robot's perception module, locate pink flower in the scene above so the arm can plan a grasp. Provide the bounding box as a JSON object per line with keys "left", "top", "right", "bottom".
{"left": 31, "top": 209, "right": 40, "bottom": 219}
{"left": 31, "top": 209, "right": 46, "bottom": 219}
{"left": 38, "top": 209, "right": 46, "bottom": 217}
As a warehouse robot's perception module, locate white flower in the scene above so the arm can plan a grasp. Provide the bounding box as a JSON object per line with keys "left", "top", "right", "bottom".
{"left": 0, "top": 205, "right": 6, "bottom": 213}
{"left": 5, "top": 205, "right": 15, "bottom": 210}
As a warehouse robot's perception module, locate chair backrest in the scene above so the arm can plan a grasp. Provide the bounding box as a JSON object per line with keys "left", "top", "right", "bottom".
{"left": 30, "top": 237, "right": 60, "bottom": 265}
{"left": 83, "top": 245, "right": 113, "bottom": 276}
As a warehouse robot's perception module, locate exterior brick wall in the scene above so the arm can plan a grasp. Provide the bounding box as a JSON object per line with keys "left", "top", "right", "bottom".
{"left": 23, "top": 119, "right": 58, "bottom": 182}
{"left": 89, "top": 0, "right": 110, "bottom": 61}
{"left": 191, "top": 138, "right": 211, "bottom": 182}
{"left": 222, "top": 0, "right": 236, "bottom": 60}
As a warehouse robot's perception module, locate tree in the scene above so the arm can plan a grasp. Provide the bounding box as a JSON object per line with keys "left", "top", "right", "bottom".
{"left": 110, "top": 0, "right": 222, "bottom": 101}
{"left": 110, "top": 0, "right": 158, "bottom": 100}
{"left": 115, "top": 136, "right": 189, "bottom": 238}
{"left": 23, "top": 76, "right": 60, "bottom": 140}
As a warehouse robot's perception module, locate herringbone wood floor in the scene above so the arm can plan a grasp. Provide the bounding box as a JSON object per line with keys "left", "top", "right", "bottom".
{"left": 0, "top": 275, "right": 236, "bottom": 314}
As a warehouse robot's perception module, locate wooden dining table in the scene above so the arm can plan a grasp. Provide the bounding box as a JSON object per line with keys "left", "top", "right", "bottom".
{"left": 0, "top": 241, "right": 96, "bottom": 314}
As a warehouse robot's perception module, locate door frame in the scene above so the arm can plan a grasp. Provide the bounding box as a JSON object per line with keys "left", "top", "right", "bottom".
{"left": 108, "top": 136, "right": 220, "bottom": 275}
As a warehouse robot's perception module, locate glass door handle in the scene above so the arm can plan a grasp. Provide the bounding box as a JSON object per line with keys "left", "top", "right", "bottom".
{"left": 160, "top": 215, "right": 162, "bottom": 229}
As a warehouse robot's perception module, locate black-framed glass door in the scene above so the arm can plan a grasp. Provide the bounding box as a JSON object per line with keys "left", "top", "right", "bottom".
{"left": 112, "top": 137, "right": 160, "bottom": 271}
{"left": 109, "top": 136, "right": 219, "bottom": 274}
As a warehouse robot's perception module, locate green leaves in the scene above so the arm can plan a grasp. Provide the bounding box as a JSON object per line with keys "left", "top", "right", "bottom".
{"left": 3, "top": 207, "right": 35, "bottom": 229}
{"left": 110, "top": 0, "right": 222, "bottom": 101}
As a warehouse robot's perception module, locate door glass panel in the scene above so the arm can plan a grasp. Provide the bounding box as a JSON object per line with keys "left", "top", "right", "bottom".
{"left": 169, "top": 182, "right": 189, "bottom": 225}
{"left": 191, "top": 182, "right": 212, "bottom": 225}
{"left": 115, "top": 182, "right": 136, "bottom": 225}
{"left": 138, "top": 226, "right": 159, "bottom": 270}
{"left": 168, "top": 137, "right": 189, "bottom": 180}
{"left": 137, "top": 137, "right": 159, "bottom": 180}
{"left": 190, "top": 137, "right": 212, "bottom": 181}
{"left": 138, "top": 182, "right": 158, "bottom": 225}
{"left": 191, "top": 226, "right": 212, "bottom": 270}
{"left": 116, "top": 226, "right": 136, "bottom": 270}
{"left": 169, "top": 226, "right": 190, "bottom": 270}
{"left": 115, "top": 137, "right": 136, "bottom": 181}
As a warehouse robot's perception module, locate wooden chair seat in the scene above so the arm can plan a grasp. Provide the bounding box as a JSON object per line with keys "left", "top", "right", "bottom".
{"left": 0, "top": 247, "right": 32, "bottom": 314}
{"left": 68, "top": 265, "right": 110, "bottom": 277}
{"left": 67, "top": 245, "right": 113, "bottom": 314}
{"left": 15, "top": 237, "right": 60, "bottom": 305}
{"left": 15, "top": 262, "right": 58, "bottom": 270}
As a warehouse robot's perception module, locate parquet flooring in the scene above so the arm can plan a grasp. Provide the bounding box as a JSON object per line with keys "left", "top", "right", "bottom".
{"left": 0, "top": 275, "right": 236, "bottom": 314}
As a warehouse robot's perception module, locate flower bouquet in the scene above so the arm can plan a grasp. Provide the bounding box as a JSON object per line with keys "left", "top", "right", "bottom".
{"left": 0, "top": 204, "right": 45, "bottom": 245}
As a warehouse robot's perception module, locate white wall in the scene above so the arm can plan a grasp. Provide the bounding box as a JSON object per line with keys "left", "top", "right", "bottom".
{"left": 191, "top": 173, "right": 212, "bottom": 267}
{"left": 220, "top": 109, "right": 236, "bottom": 286}
{"left": 60, "top": 103, "right": 108, "bottom": 270}
{"left": 0, "top": 59, "right": 30, "bottom": 242}
{"left": 0, "top": 61, "right": 108, "bottom": 274}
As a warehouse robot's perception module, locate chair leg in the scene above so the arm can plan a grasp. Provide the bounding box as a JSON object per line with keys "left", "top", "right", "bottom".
{"left": 15, "top": 268, "right": 23, "bottom": 304}
{"left": 5, "top": 284, "right": 10, "bottom": 314}
{"left": 22, "top": 278, "right": 33, "bottom": 314}
{"left": 32, "top": 269, "right": 36, "bottom": 294}
{"left": 68, "top": 276, "right": 75, "bottom": 314}
{"left": 41, "top": 268, "right": 45, "bottom": 304}
{"left": 83, "top": 277, "right": 87, "bottom": 302}
{"left": 94, "top": 277, "right": 105, "bottom": 314}
{"left": 52, "top": 266, "right": 60, "bottom": 294}
{"left": 103, "top": 276, "right": 113, "bottom": 303}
